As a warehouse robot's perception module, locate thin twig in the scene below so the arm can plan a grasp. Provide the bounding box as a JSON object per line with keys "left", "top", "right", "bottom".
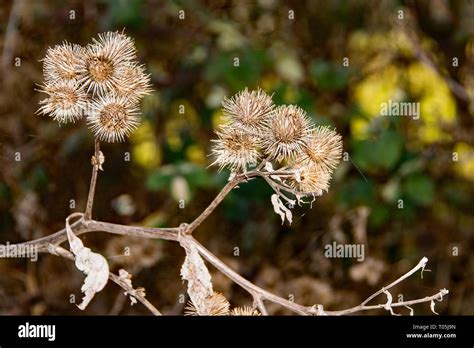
{"left": 1, "top": 160, "right": 449, "bottom": 315}
{"left": 84, "top": 139, "right": 101, "bottom": 220}
{"left": 186, "top": 175, "right": 241, "bottom": 234}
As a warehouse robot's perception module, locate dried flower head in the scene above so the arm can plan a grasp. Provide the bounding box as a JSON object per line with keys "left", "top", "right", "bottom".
{"left": 114, "top": 62, "right": 153, "bottom": 101}
{"left": 79, "top": 31, "right": 136, "bottom": 95}
{"left": 42, "top": 42, "right": 84, "bottom": 82}
{"left": 184, "top": 291, "right": 230, "bottom": 316}
{"left": 211, "top": 126, "right": 260, "bottom": 172}
{"left": 230, "top": 306, "right": 261, "bottom": 316}
{"left": 87, "top": 94, "right": 140, "bottom": 142}
{"left": 302, "top": 126, "right": 343, "bottom": 174}
{"left": 288, "top": 162, "right": 332, "bottom": 195}
{"left": 37, "top": 79, "right": 87, "bottom": 123}
{"left": 222, "top": 88, "right": 274, "bottom": 133}
{"left": 262, "top": 105, "right": 313, "bottom": 161}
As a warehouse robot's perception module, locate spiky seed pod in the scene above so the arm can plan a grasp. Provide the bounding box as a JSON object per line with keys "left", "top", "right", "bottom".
{"left": 301, "top": 126, "right": 343, "bottom": 174}
{"left": 221, "top": 88, "right": 274, "bottom": 133}
{"left": 79, "top": 31, "right": 137, "bottom": 95}
{"left": 184, "top": 292, "right": 230, "bottom": 316}
{"left": 211, "top": 126, "right": 260, "bottom": 172}
{"left": 42, "top": 42, "right": 84, "bottom": 82}
{"left": 230, "top": 306, "right": 261, "bottom": 316}
{"left": 262, "top": 105, "right": 313, "bottom": 162}
{"left": 114, "top": 62, "right": 153, "bottom": 102}
{"left": 37, "top": 79, "right": 88, "bottom": 123}
{"left": 288, "top": 162, "right": 332, "bottom": 196}
{"left": 86, "top": 94, "right": 140, "bottom": 142}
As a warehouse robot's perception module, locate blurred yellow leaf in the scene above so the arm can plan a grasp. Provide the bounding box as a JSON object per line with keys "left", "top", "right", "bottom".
{"left": 454, "top": 143, "right": 474, "bottom": 181}
{"left": 130, "top": 121, "right": 161, "bottom": 170}
{"left": 132, "top": 141, "right": 161, "bottom": 170}
{"left": 186, "top": 144, "right": 206, "bottom": 164}
{"left": 353, "top": 65, "right": 403, "bottom": 117}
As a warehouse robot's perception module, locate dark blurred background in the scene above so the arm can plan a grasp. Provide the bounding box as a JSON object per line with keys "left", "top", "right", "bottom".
{"left": 0, "top": 0, "right": 473, "bottom": 315}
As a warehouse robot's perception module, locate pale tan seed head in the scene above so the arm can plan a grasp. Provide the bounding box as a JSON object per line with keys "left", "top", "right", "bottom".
{"left": 262, "top": 105, "right": 313, "bottom": 161}
{"left": 300, "top": 126, "right": 343, "bottom": 174}
{"left": 221, "top": 88, "right": 274, "bottom": 133}
{"left": 184, "top": 292, "right": 230, "bottom": 316}
{"left": 86, "top": 94, "right": 140, "bottom": 142}
{"left": 211, "top": 126, "right": 260, "bottom": 172}
{"left": 229, "top": 306, "right": 261, "bottom": 316}
{"left": 37, "top": 79, "right": 87, "bottom": 123}
{"left": 288, "top": 162, "right": 332, "bottom": 196}
{"left": 114, "top": 62, "right": 153, "bottom": 102}
{"left": 79, "top": 31, "right": 137, "bottom": 95}
{"left": 42, "top": 42, "right": 84, "bottom": 82}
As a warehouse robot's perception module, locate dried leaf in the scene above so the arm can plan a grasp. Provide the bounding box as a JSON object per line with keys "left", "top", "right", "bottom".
{"left": 66, "top": 217, "right": 109, "bottom": 310}
{"left": 383, "top": 290, "right": 400, "bottom": 316}
{"left": 91, "top": 151, "right": 105, "bottom": 171}
{"left": 180, "top": 240, "right": 214, "bottom": 315}
{"left": 271, "top": 194, "right": 293, "bottom": 224}
{"left": 118, "top": 269, "right": 146, "bottom": 306}
{"left": 430, "top": 299, "right": 439, "bottom": 315}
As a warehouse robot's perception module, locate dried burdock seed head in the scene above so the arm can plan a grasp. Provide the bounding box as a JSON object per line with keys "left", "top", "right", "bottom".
{"left": 211, "top": 126, "right": 260, "bottom": 172}
{"left": 262, "top": 104, "right": 313, "bottom": 162}
{"left": 87, "top": 94, "right": 140, "bottom": 143}
{"left": 230, "top": 306, "right": 261, "bottom": 316}
{"left": 114, "top": 62, "right": 153, "bottom": 101}
{"left": 37, "top": 79, "right": 87, "bottom": 123}
{"left": 184, "top": 291, "right": 230, "bottom": 316}
{"left": 221, "top": 87, "right": 274, "bottom": 133}
{"left": 288, "top": 162, "right": 332, "bottom": 196}
{"left": 302, "top": 126, "right": 343, "bottom": 174}
{"left": 79, "top": 31, "right": 136, "bottom": 95}
{"left": 42, "top": 42, "right": 84, "bottom": 82}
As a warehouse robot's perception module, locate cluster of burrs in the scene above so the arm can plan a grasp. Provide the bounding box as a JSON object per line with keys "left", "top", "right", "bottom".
{"left": 38, "top": 31, "right": 152, "bottom": 142}
{"left": 211, "top": 88, "right": 343, "bottom": 201}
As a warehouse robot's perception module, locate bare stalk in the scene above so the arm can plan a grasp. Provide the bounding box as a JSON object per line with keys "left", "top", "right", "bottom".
{"left": 185, "top": 175, "right": 241, "bottom": 234}
{"left": 1, "top": 162, "right": 449, "bottom": 316}
{"left": 84, "top": 139, "right": 101, "bottom": 220}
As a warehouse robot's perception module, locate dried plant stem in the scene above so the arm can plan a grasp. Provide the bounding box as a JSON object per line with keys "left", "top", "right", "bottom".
{"left": 84, "top": 139, "right": 101, "bottom": 220}
{"left": 1, "top": 161, "right": 448, "bottom": 315}
{"left": 47, "top": 244, "right": 161, "bottom": 315}
{"left": 186, "top": 176, "right": 241, "bottom": 234}
{"left": 360, "top": 257, "right": 428, "bottom": 307}
{"left": 3, "top": 217, "right": 446, "bottom": 316}
{"left": 322, "top": 257, "right": 449, "bottom": 315}
{"left": 189, "top": 236, "right": 308, "bottom": 315}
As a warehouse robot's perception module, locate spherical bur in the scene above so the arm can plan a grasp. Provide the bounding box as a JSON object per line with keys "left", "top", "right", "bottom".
{"left": 114, "top": 63, "right": 153, "bottom": 101}
{"left": 79, "top": 31, "right": 137, "bottom": 95}
{"left": 211, "top": 126, "right": 261, "bottom": 172}
{"left": 262, "top": 104, "right": 313, "bottom": 161}
{"left": 42, "top": 42, "right": 84, "bottom": 82}
{"left": 37, "top": 79, "right": 87, "bottom": 124}
{"left": 86, "top": 95, "right": 141, "bottom": 143}
{"left": 230, "top": 306, "right": 261, "bottom": 316}
{"left": 288, "top": 163, "right": 332, "bottom": 195}
{"left": 303, "top": 126, "right": 343, "bottom": 174}
{"left": 221, "top": 87, "right": 274, "bottom": 132}
{"left": 184, "top": 292, "right": 230, "bottom": 316}
{"left": 94, "top": 31, "right": 137, "bottom": 63}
